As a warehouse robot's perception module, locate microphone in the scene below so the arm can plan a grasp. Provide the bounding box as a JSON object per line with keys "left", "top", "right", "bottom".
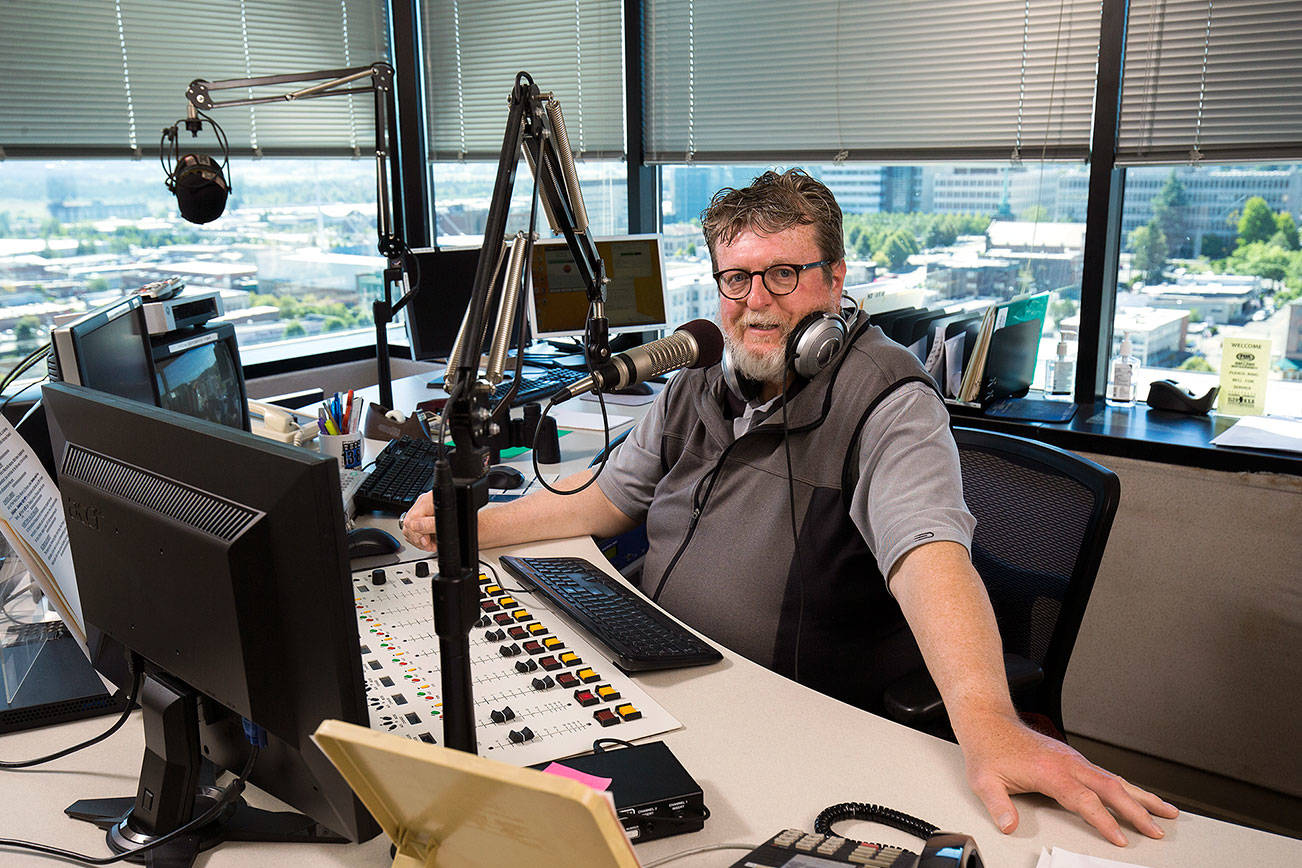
{"left": 171, "top": 153, "right": 229, "bottom": 224}
{"left": 549, "top": 319, "right": 724, "bottom": 404}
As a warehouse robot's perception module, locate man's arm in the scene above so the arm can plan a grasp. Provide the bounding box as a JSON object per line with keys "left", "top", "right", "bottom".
{"left": 889, "top": 541, "right": 1179, "bottom": 846}
{"left": 399, "top": 468, "right": 638, "bottom": 553}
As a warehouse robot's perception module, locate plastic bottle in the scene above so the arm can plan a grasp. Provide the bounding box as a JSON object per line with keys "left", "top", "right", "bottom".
{"left": 1048, "top": 335, "right": 1076, "bottom": 395}
{"left": 1106, "top": 334, "right": 1139, "bottom": 407}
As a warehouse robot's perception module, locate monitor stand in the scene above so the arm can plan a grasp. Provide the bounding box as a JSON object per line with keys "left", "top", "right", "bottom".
{"left": 65, "top": 672, "right": 346, "bottom": 868}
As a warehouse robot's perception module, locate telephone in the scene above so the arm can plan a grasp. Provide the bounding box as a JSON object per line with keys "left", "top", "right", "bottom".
{"left": 248, "top": 399, "right": 320, "bottom": 446}
{"left": 730, "top": 802, "right": 983, "bottom": 867}
{"left": 732, "top": 829, "right": 982, "bottom": 867}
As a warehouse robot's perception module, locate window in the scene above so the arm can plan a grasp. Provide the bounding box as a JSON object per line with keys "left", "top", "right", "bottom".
{"left": 661, "top": 161, "right": 1089, "bottom": 395}
{"left": 1111, "top": 163, "right": 1302, "bottom": 407}
{"left": 431, "top": 160, "right": 629, "bottom": 243}
{"left": 644, "top": 0, "right": 1100, "bottom": 164}
{"left": 421, "top": 1, "right": 629, "bottom": 265}
{"left": 1114, "top": 1, "right": 1302, "bottom": 412}
{"left": 0, "top": 0, "right": 393, "bottom": 387}
{"left": 0, "top": 157, "right": 389, "bottom": 381}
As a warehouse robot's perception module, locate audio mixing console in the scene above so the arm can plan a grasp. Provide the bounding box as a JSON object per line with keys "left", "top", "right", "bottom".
{"left": 352, "top": 557, "right": 681, "bottom": 766}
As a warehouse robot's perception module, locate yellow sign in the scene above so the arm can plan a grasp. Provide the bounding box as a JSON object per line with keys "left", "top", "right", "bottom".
{"left": 1218, "top": 336, "right": 1271, "bottom": 416}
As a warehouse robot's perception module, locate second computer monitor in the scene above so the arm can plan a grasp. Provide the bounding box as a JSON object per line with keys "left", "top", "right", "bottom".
{"left": 529, "top": 234, "right": 668, "bottom": 341}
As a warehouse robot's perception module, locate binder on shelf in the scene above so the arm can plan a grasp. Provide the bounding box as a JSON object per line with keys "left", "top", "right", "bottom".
{"left": 956, "top": 292, "right": 1050, "bottom": 404}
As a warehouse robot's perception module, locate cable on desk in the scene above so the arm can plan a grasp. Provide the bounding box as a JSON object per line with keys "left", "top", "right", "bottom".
{"left": 813, "top": 801, "right": 938, "bottom": 841}
{"left": 641, "top": 842, "right": 759, "bottom": 867}
{"left": 0, "top": 742, "right": 259, "bottom": 865}
{"left": 592, "top": 737, "right": 635, "bottom": 753}
{"left": 0, "top": 657, "right": 141, "bottom": 770}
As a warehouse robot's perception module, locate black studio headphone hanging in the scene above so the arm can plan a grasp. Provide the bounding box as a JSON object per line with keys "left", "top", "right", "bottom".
{"left": 160, "top": 110, "right": 232, "bottom": 225}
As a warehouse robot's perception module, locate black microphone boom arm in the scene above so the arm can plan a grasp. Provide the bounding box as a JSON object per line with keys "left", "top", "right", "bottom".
{"left": 436, "top": 73, "right": 606, "bottom": 755}
{"left": 172, "top": 62, "right": 410, "bottom": 409}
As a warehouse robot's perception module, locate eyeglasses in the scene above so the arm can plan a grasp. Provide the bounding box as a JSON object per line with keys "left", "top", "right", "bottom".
{"left": 713, "top": 260, "right": 832, "bottom": 300}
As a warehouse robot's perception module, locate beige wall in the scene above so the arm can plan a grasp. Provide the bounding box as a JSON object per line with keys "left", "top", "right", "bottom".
{"left": 1064, "top": 452, "right": 1302, "bottom": 798}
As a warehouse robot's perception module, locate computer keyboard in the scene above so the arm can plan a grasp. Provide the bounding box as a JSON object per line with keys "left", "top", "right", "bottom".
{"left": 499, "top": 556, "right": 722, "bottom": 672}
{"left": 430, "top": 367, "right": 583, "bottom": 407}
{"left": 352, "top": 436, "right": 440, "bottom": 514}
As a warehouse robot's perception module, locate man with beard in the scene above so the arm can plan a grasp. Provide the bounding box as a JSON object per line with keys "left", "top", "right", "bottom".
{"left": 399, "top": 169, "right": 1177, "bottom": 847}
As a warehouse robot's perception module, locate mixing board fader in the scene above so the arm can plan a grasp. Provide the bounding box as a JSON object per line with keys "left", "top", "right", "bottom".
{"left": 353, "top": 558, "right": 681, "bottom": 766}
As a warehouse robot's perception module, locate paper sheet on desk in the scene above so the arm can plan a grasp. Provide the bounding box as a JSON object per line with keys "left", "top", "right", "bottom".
{"left": 1036, "top": 846, "right": 1151, "bottom": 868}
{"left": 548, "top": 407, "right": 635, "bottom": 432}
{"left": 0, "top": 414, "right": 87, "bottom": 654}
{"left": 1210, "top": 415, "right": 1302, "bottom": 453}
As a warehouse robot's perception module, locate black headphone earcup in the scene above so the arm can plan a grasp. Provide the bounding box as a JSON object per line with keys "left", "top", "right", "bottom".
{"left": 787, "top": 311, "right": 848, "bottom": 379}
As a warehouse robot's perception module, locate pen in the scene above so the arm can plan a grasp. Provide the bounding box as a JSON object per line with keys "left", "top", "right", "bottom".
{"left": 317, "top": 408, "right": 328, "bottom": 435}
{"left": 321, "top": 401, "right": 339, "bottom": 435}
{"left": 343, "top": 389, "right": 354, "bottom": 433}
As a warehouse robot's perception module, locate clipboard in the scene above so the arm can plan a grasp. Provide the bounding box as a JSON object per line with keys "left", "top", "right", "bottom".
{"left": 313, "top": 719, "right": 640, "bottom": 868}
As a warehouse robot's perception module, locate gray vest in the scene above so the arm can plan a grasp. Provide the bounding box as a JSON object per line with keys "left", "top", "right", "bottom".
{"left": 644, "top": 315, "right": 939, "bottom": 710}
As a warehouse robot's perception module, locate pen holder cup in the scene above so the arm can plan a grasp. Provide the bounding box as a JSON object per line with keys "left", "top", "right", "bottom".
{"left": 320, "top": 432, "right": 364, "bottom": 471}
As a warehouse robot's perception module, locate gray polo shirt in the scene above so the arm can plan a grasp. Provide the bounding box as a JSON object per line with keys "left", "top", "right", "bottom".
{"left": 598, "top": 379, "right": 974, "bottom": 585}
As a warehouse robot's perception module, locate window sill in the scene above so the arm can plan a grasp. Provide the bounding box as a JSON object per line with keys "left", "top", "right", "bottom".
{"left": 948, "top": 399, "right": 1302, "bottom": 477}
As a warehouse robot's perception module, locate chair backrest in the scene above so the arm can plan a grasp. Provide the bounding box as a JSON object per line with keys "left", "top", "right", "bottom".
{"left": 952, "top": 426, "right": 1120, "bottom": 734}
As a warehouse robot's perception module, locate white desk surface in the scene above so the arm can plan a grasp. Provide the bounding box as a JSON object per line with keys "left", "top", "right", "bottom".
{"left": 4, "top": 531, "right": 1298, "bottom": 867}
{"left": 3, "top": 375, "right": 1297, "bottom": 867}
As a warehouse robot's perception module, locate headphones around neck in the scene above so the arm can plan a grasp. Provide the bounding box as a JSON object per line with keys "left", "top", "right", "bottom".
{"left": 723, "top": 308, "right": 852, "bottom": 402}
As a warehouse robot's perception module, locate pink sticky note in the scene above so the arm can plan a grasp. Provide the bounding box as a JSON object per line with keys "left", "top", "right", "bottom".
{"left": 541, "top": 762, "right": 612, "bottom": 791}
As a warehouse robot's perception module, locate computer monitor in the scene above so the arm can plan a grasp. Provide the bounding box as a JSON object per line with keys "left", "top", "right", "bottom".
{"left": 528, "top": 234, "right": 669, "bottom": 341}
{"left": 42, "top": 382, "right": 379, "bottom": 860}
{"left": 150, "top": 321, "right": 248, "bottom": 430}
{"left": 51, "top": 294, "right": 250, "bottom": 430}
{"left": 404, "top": 245, "right": 522, "bottom": 361}
{"left": 50, "top": 296, "right": 156, "bottom": 405}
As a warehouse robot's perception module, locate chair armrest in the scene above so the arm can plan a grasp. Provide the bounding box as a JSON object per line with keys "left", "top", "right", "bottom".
{"left": 883, "top": 653, "right": 1044, "bottom": 725}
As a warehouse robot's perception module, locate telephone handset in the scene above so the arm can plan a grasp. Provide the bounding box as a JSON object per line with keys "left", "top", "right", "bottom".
{"left": 248, "top": 400, "right": 320, "bottom": 446}
{"left": 731, "top": 801, "right": 983, "bottom": 867}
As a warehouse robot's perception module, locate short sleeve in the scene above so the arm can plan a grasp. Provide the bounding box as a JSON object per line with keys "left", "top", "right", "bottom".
{"left": 848, "top": 381, "right": 976, "bottom": 585}
{"left": 594, "top": 387, "right": 670, "bottom": 524}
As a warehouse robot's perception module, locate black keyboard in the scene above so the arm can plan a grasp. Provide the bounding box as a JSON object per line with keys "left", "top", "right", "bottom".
{"left": 499, "top": 556, "right": 722, "bottom": 672}
{"left": 429, "top": 367, "right": 582, "bottom": 407}
{"left": 351, "top": 436, "right": 440, "bottom": 514}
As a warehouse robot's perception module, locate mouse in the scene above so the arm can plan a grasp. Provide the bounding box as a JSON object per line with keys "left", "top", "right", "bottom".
{"left": 606, "top": 382, "right": 654, "bottom": 397}
{"left": 486, "top": 464, "right": 526, "bottom": 490}
{"left": 347, "top": 526, "right": 402, "bottom": 560}
{"left": 1146, "top": 379, "right": 1219, "bottom": 415}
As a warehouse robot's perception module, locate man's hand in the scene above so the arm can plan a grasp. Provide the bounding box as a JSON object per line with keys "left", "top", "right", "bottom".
{"left": 399, "top": 491, "right": 437, "bottom": 552}
{"left": 961, "top": 710, "right": 1179, "bottom": 847}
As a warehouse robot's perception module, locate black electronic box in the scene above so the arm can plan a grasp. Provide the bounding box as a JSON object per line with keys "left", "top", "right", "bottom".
{"left": 531, "top": 741, "right": 707, "bottom": 843}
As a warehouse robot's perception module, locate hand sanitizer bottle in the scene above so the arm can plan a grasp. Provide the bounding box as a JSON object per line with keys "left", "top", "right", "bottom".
{"left": 1048, "top": 335, "right": 1076, "bottom": 395}
{"left": 1107, "top": 334, "right": 1139, "bottom": 407}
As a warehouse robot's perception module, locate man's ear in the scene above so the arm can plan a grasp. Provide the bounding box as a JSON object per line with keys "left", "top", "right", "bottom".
{"left": 830, "top": 258, "right": 848, "bottom": 297}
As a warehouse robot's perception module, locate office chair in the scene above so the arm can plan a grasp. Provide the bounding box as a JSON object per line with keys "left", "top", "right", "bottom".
{"left": 883, "top": 426, "right": 1120, "bottom": 741}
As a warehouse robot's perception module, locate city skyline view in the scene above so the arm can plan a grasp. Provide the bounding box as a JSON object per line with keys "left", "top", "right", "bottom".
{"left": 3, "top": 158, "right": 1300, "bottom": 413}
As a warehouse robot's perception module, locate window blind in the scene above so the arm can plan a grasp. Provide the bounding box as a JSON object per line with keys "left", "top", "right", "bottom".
{"left": 422, "top": 0, "right": 625, "bottom": 160}
{"left": 1118, "top": 0, "right": 1302, "bottom": 164}
{"left": 0, "top": 0, "right": 389, "bottom": 158}
{"left": 643, "top": 0, "right": 1102, "bottom": 164}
